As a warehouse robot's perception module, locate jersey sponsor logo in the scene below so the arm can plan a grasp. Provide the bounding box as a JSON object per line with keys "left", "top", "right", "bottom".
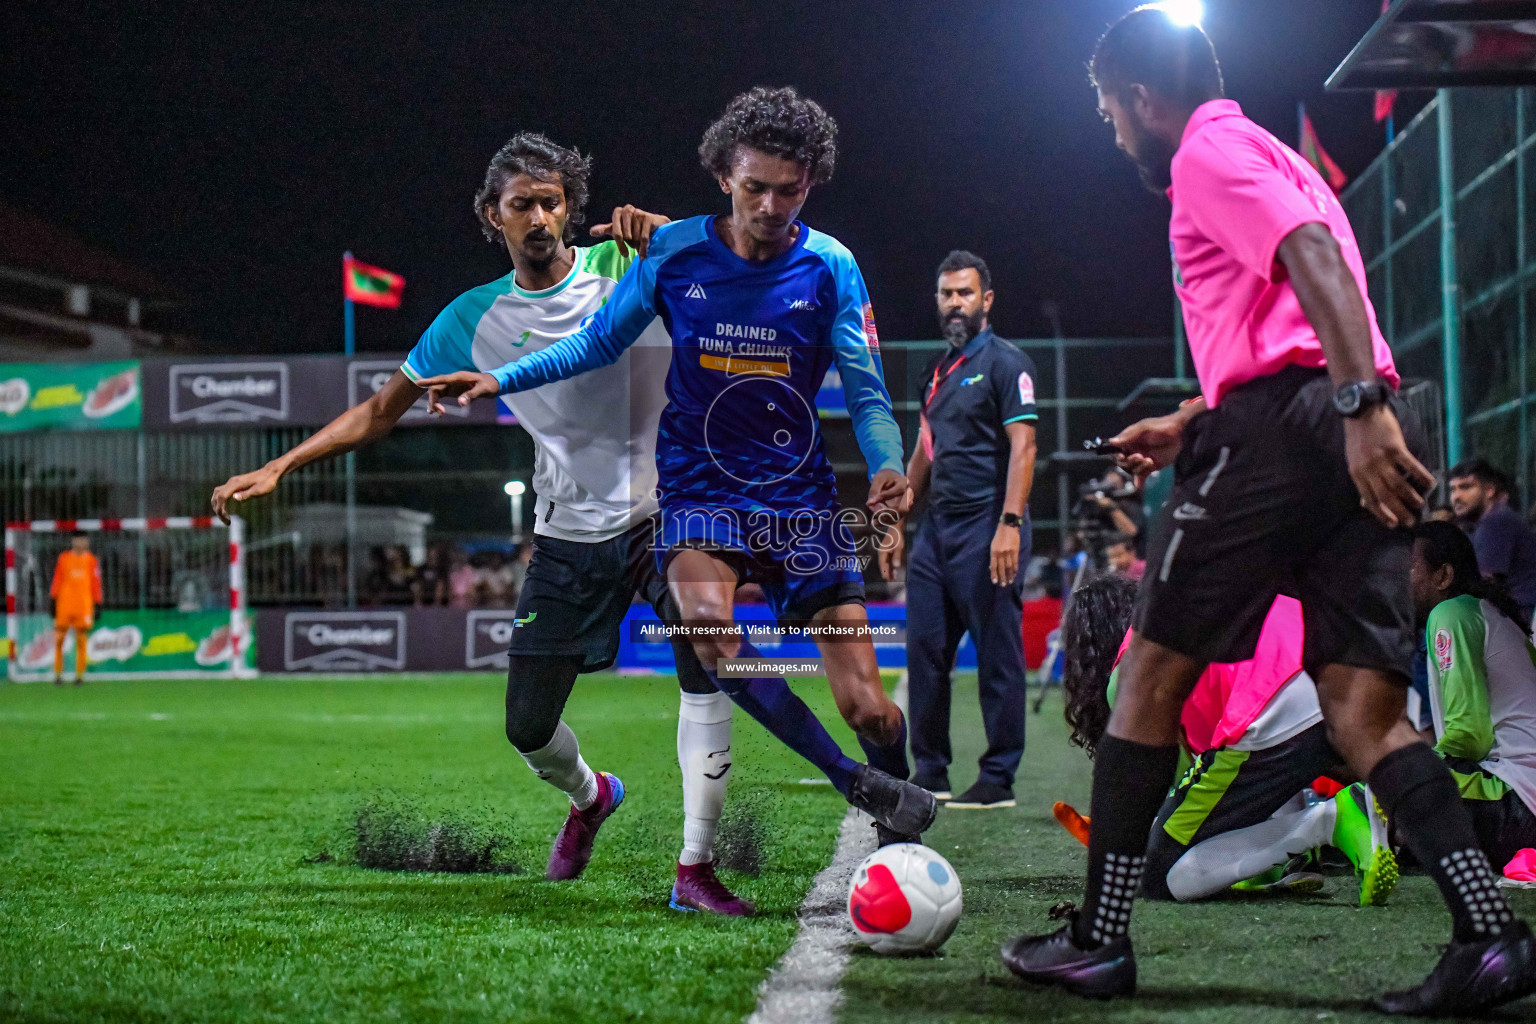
{"left": 784, "top": 297, "right": 818, "bottom": 311}
{"left": 685, "top": 283, "right": 707, "bottom": 299}
{"left": 1435, "top": 627, "right": 1454, "bottom": 672}
{"left": 961, "top": 373, "right": 985, "bottom": 386}
{"left": 1171, "top": 502, "right": 1207, "bottom": 521}
{"left": 861, "top": 302, "right": 880, "bottom": 350}
{"left": 698, "top": 333, "right": 792, "bottom": 377}
{"left": 1018, "top": 371, "right": 1036, "bottom": 405}
{"left": 516, "top": 331, "right": 532, "bottom": 347}
{"left": 515, "top": 611, "right": 537, "bottom": 626}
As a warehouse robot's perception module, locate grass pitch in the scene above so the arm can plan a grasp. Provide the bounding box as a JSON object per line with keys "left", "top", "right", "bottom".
{"left": 0, "top": 672, "right": 852, "bottom": 1024}
{"left": 5, "top": 672, "right": 1536, "bottom": 1024}
{"left": 841, "top": 682, "right": 1536, "bottom": 1024}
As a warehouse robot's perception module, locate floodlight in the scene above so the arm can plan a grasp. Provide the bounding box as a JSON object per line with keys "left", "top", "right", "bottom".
{"left": 1158, "top": 0, "right": 1204, "bottom": 28}
{"left": 504, "top": 480, "right": 526, "bottom": 496}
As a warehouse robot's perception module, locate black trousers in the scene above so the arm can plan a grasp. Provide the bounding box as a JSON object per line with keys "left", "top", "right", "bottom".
{"left": 905, "top": 504, "right": 1029, "bottom": 787}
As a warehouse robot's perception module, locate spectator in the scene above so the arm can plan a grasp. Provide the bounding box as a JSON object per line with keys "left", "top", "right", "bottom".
{"left": 478, "top": 551, "right": 515, "bottom": 607}
{"left": 448, "top": 548, "right": 478, "bottom": 608}
{"left": 413, "top": 543, "right": 449, "bottom": 606}
{"left": 1104, "top": 535, "right": 1145, "bottom": 580}
{"left": 1449, "top": 458, "right": 1536, "bottom": 622}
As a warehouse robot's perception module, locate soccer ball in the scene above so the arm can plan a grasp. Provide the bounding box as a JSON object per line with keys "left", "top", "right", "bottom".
{"left": 847, "top": 843, "right": 962, "bottom": 955}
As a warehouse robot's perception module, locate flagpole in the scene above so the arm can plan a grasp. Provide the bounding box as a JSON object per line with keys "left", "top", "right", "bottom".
{"left": 1297, "top": 101, "right": 1305, "bottom": 151}
{"left": 342, "top": 251, "right": 358, "bottom": 608}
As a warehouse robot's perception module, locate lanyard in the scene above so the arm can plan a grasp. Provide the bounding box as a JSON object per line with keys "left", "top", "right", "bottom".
{"left": 924, "top": 352, "right": 968, "bottom": 413}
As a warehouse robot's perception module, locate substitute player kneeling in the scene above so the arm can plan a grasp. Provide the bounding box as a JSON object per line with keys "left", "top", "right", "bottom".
{"left": 51, "top": 530, "right": 101, "bottom": 685}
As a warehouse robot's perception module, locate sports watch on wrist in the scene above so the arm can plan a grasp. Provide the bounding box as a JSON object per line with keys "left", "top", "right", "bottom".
{"left": 1332, "top": 380, "right": 1391, "bottom": 417}
{"left": 998, "top": 512, "right": 1024, "bottom": 528}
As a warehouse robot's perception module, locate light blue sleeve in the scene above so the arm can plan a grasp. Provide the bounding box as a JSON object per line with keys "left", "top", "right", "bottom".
{"left": 489, "top": 255, "right": 659, "bottom": 394}
{"left": 817, "top": 243, "right": 904, "bottom": 479}
{"left": 400, "top": 284, "right": 504, "bottom": 382}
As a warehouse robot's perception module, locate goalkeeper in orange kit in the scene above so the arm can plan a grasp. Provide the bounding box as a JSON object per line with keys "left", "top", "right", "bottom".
{"left": 50, "top": 530, "right": 101, "bottom": 685}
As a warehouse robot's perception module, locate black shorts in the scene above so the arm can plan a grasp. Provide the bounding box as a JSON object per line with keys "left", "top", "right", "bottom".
{"left": 1134, "top": 366, "right": 1430, "bottom": 681}
{"left": 1444, "top": 756, "right": 1536, "bottom": 869}
{"left": 1142, "top": 722, "right": 1338, "bottom": 901}
{"left": 507, "top": 518, "right": 684, "bottom": 675}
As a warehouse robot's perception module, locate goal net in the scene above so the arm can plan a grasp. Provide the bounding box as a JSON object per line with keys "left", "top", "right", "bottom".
{"left": 7, "top": 516, "right": 253, "bottom": 681}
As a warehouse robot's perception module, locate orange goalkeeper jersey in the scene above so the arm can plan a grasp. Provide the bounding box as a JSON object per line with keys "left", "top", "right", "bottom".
{"left": 50, "top": 551, "right": 102, "bottom": 615}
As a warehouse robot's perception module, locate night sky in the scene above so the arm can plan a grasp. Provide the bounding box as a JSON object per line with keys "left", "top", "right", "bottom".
{"left": 5, "top": 1, "right": 1406, "bottom": 355}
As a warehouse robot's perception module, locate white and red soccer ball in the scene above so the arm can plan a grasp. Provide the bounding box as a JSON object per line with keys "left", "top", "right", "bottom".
{"left": 848, "top": 843, "right": 962, "bottom": 955}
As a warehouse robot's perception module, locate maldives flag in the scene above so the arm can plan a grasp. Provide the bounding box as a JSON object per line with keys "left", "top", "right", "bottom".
{"left": 343, "top": 255, "right": 404, "bottom": 309}
{"left": 1299, "top": 109, "right": 1348, "bottom": 193}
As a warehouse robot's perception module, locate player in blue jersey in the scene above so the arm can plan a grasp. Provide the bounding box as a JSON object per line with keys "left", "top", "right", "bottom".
{"left": 420, "top": 87, "right": 938, "bottom": 844}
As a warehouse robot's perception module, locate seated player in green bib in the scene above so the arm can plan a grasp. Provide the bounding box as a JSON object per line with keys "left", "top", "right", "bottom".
{"left": 1412, "top": 521, "right": 1536, "bottom": 869}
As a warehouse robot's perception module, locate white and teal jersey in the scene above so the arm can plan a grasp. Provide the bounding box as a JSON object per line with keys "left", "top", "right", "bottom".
{"left": 402, "top": 243, "right": 672, "bottom": 542}
{"left": 1426, "top": 594, "right": 1536, "bottom": 815}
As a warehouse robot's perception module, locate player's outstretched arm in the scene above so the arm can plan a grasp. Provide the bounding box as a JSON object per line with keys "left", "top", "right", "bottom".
{"left": 210, "top": 370, "right": 422, "bottom": 523}
{"left": 418, "top": 248, "right": 662, "bottom": 402}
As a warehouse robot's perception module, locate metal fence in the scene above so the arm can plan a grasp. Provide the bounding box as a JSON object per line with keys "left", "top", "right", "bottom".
{"left": 1342, "top": 88, "right": 1536, "bottom": 504}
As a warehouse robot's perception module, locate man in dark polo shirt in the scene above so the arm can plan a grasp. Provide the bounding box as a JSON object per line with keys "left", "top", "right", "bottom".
{"left": 893, "top": 250, "right": 1038, "bottom": 810}
{"left": 1449, "top": 458, "right": 1536, "bottom": 623}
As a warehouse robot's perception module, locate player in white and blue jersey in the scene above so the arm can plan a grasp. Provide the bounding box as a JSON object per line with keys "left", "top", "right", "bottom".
{"left": 420, "top": 88, "right": 938, "bottom": 843}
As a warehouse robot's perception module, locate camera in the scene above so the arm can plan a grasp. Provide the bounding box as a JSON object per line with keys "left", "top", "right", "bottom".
{"left": 1068, "top": 474, "right": 1140, "bottom": 567}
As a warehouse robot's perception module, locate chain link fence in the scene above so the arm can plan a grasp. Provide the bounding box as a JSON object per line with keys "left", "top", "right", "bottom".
{"left": 1342, "top": 88, "right": 1536, "bottom": 505}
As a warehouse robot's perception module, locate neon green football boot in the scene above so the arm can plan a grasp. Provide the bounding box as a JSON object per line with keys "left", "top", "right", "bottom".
{"left": 1332, "top": 783, "right": 1398, "bottom": 907}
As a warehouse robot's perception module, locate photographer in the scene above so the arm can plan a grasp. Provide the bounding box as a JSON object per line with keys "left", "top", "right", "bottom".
{"left": 1083, "top": 467, "right": 1145, "bottom": 547}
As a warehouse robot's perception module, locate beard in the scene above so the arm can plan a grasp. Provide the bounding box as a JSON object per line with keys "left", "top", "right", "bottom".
{"left": 1126, "top": 111, "right": 1176, "bottom": 195}
{"left": 940, "top": 307, "right": 985, "bottom": 347}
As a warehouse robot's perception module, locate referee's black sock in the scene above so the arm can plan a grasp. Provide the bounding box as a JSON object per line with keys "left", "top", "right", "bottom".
{"left": 1071, "top": 734, "right": 1181, "bottom": 949}
{"left": 1369, "top": 743, "right": 1517, "bottom": 943}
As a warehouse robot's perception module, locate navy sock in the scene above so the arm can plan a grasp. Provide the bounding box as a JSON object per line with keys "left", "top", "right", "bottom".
{"left": 709, "top": 641, "right": 859, "bottom": 797}
{"left": 858, "top": 707, "right": 910, "bottom": 781}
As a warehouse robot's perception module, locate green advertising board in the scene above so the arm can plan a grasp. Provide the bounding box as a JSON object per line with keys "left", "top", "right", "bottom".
{"left": 9, "top": 610, "right": 251, "bottom": 679}
{"left": 0, "top": 361, "right": 142, "bottom": 432}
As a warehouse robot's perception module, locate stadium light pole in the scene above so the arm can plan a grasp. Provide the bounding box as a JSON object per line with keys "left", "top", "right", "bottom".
{"left": 505, "top": 480, "right": 526, "bottom": 545}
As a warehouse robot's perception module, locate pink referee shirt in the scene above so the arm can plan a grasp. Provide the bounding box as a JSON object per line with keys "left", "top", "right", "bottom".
{"left": 1168, "top": 100, "right": 1399, "bottom": 407}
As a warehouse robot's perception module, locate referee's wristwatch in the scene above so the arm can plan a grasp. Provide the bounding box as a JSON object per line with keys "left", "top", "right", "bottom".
{"left": 998, "top": 512, "right": 1024, "bottom": 528}
{"left": 1332, "top": 380, "right": 1391, "bottom": 417}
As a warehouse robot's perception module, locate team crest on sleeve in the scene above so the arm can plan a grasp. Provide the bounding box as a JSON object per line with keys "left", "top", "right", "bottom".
{"left": 1434, "top": 628, "right": 1454, "bottom": 672}
{"left": 1018, "top": 371, "right": 1035, "bottom": 405}
{"left": 862, "top": 302, "right": 880, "bottom": 350}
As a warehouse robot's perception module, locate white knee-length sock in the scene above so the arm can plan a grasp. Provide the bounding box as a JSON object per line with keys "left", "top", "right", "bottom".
{"left": 678, "top": 690, "right": 733, "bottom": 866}
{"left": 519, "top": 720, "right": 599, "bottom": 810}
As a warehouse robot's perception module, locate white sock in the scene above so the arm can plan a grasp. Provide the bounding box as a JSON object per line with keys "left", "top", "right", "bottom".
{"left": 1165, "top": 799, "right": 1337, "bottom": 902}
{"left": 519, "top": 720, "right": 599, "bottom": 810}
{"left": 678, "top": 690, "right": 732, "bottom": 866}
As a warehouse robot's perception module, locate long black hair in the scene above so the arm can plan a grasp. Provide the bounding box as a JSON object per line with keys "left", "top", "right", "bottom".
{"left": 1062, "top": 573, "right": 1139, "bottom": 757}
{"left": 1413, "top": 520, "right": 1530, "bottom": 635}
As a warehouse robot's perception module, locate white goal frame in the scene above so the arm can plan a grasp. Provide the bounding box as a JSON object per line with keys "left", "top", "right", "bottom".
{"left": 6, "top": 515, "right": 252, "bottom": 681}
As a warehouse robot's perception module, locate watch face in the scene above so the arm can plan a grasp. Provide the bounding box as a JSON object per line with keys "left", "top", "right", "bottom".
{"left": 1335, "top": 384, "right": 1362, "bottom": 415}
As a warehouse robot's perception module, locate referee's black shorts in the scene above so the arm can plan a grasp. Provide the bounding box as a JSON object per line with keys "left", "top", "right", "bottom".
{"left": 1134, "top": 365, "right": 1429, "bottom": 683}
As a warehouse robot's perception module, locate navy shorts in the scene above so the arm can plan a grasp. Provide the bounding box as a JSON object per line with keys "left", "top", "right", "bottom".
{"left": 657, "top": 506, "right": 866, "bottom": 624}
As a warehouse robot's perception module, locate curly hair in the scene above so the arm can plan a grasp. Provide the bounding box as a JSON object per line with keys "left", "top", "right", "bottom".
{"left": 473, "top": 132, "right": 593, "bottom": 244}
{"left": 1061, "top": 573, "right": 1139, "bottom": 757}
{"left": 698, "top": 86, "right": 837, "bottom": 185}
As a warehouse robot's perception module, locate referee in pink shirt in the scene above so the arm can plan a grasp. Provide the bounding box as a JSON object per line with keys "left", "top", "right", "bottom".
{"left": 1004, "top": 7, "right": 1535, "bottom": 1015}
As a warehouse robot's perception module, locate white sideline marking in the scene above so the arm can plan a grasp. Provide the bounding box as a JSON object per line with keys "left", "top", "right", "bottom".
{"left": 746, "top": 672, "right": 908, "bottom": 1024}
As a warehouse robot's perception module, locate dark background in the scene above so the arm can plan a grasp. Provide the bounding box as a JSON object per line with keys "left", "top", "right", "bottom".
{"left": 3, "top": 1, "right": 1411, "bottom": 355}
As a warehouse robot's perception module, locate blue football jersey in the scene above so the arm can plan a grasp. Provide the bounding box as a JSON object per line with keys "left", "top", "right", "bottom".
{"left": 489, "top": 216, "right": 903, "bottom": 515}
